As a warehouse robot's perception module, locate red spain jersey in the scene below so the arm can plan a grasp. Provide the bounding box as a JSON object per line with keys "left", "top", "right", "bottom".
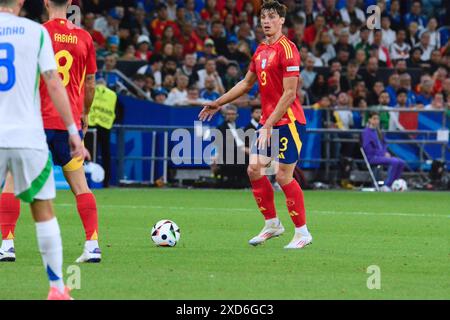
{"left": 249, "top": 35, "right": 306, "bottom": 126}
{"left": 40, "top": 19, "right": 97, "bottom": 130}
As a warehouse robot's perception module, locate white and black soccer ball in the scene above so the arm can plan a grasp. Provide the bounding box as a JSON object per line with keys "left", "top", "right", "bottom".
{"left": 151, "top": 220, "right": 180, "bottom": 247}
{"left": 391, "top": 179, "right": 408, "bottom": 192}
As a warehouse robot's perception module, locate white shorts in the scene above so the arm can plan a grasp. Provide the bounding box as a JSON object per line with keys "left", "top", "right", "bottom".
{"left": 0, "top": 149, "right": 55, "bottom": 203}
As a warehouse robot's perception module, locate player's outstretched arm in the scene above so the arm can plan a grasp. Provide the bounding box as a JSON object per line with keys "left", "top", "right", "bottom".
{"left": 82, "top": 74, "right": 96, "bottom": 135}
{"left": 199, "top": 71, "right": 257, "bottom": 121}
{"left": 42, "top": 70, "right": 84, "bottom": 159}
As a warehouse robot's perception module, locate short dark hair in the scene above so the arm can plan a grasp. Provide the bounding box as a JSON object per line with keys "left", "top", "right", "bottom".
{"left": 260, "top": 0, "right": 287, "bottom": 18}
{"left": 251, "top": 106, "right": 261, "bottom": 113}
{"left": 0, "top": 0, "right": 15, "bottom": 6}
{"left": 49, "top": 0, "right": 69, "bottom": 6}
{"left": 369, "top": 111, "right": 380, "bottom": 118}
{"left": 397, "top": 88, "right": 408, "bottom": 95}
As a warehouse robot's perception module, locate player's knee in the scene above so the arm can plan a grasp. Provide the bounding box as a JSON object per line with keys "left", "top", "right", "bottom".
{"left": 275, "top": 170, "right": 290, "bottom": 186}
{"left": 247, "top": 164, "right": 261, "bottom": 180}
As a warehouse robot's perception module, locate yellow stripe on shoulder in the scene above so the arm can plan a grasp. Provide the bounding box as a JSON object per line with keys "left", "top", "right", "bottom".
{"left": 280, "top": 40, "right": 291, "bottom": 59}
{"left": 281, "top": 39, "right": 293, "bottom": 59}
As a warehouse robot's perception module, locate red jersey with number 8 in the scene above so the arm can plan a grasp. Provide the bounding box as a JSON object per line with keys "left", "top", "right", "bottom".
{"left": 249, "top": 35, "right": 306, "bottom": 126}
{"left": 40, "top": 18, "right": 97, "bottom": 130}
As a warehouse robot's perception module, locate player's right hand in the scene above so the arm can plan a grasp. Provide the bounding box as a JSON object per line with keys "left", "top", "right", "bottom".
{"left": 68, "top": 134, "right": 84, "bottom": 159}
{"left": 198, "top": 101, "right": 221, "bottom": 121}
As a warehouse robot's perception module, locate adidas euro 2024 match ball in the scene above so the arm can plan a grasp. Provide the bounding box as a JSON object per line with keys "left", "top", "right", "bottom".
{"left": 151, "top": 220, "right": 181, "bottom": 247}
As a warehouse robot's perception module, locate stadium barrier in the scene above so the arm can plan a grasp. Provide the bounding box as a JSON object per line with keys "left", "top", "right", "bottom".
{"left": 108, "top": 104, "right": 448, "bottom": 186}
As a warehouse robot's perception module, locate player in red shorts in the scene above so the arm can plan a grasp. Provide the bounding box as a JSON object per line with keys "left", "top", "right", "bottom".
{"left": 0, "top": 0, "right": 101, "bottom": 262}
{"left": 199, "top": 0, "right": 312, "bottom": 249}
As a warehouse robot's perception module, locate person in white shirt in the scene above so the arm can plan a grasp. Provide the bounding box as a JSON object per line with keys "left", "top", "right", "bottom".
{"left": 165, "top": 74, "right": 189, "bottom": 106}
{"left": 416, "top": 31, "right": 434, "bottom": 61}
{"left": 300, "top": 55, "right": 317, "bottom": 90}
{"left": 380, "top": 15, "right": 396, "bottom": 49}
{"left": 0, "top": 0, "right": 83, "bottom": 300}
{"left": 339, "top": 0, "right": 365, "bottom": 26}
{"left": 420, "top": 17, "right": 441, "bottom": 50}
{"left": 196, "top": 59, "right": 225, "bottom": 94}
{"left": 390, "top": 29, "right": 411, "bottom": 60}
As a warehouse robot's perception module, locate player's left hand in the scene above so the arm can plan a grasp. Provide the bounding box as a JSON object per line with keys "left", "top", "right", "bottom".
{"left": 198, "top": 101, "right": 221, "bottom": 121}
{"left": 256, "top": 126, "right": 272, "bottom": 150}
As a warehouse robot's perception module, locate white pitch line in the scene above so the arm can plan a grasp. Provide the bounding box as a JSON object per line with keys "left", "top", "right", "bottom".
{"left": 54, "top": 203, "right": 449, "bottom": 219}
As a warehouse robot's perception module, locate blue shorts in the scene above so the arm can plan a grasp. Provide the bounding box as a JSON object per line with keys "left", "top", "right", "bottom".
{"left": 45, "top": 129, "right": 84, "bottom": 171}
{"left": 251, "top": 121, "right": 306, "bottom": 164}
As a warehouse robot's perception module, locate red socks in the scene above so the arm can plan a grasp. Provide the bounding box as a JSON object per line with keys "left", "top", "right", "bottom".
{"left": 0, "top": 193, "right": 21, "bottom": 240}
{"left": 250, "top": 176, "right": 277, "bottom": 220}
{"left": 280, "top": 179, "right": 306, "bottom": 228}
{"left": 76, "top": 193, "right": 99, "bottom": 241}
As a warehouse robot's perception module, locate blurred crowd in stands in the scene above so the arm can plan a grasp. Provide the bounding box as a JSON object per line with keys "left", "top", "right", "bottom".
{"left": 23, "top": 0, "right": 450, "bottom": 128}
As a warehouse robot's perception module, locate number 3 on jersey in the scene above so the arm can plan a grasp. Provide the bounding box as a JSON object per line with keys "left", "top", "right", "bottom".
{"left": 260, "top": 71, "right": 267, "bottom": 86}
{"left": 0, "top": 43, "right": 16, "bottom": 91}
{"left": 55, "top": 50, "right": 73, "bottom": 87}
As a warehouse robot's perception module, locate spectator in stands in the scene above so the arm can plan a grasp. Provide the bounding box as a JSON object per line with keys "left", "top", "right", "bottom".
{"left": 152, "top": 87, "right": 169, "bottom": 104}
{"left": 210, "top": 21, "right": 228, "bottom": 56}
{"left": 421, "top": 17, "right": 441, "bottom": 49}
{"left": 355, "top": 26, "right": 371, "bottom": 60}
{"left": 162, "top": 74, "right": 175, "bottom": 92}
{"left": 358, "top": 57, "right": 381, "bottom": 92}
{"left": 181, "top": 86, "right": 210, "bottom": 106}
{"left": 389, "top": 89, "right": 407, "bottom": 131}
{"left": 339, "top": 0, "right": 365, "bottom": 26}
{"left": 406, "top": 21, "right": 420, "bottom": 48}
{"left": 153, "top": 25, "right": 177, "bottom": 54}
{"left": 416, "top": 32, "right": 434, "bottom": 62}
{"left": 371, "top": 91, "right": 392, "bottom": 130}
{"left": 142, "top": 74, "right": 155, "bottom": 100}
{"left": 200, "top": 76, "right": 221, "bottom": 102}
{"left": 416, "top": 79, "right": 434, "bottom": 107}
{"left": 197, "top": 59, "right": 225, "bottom": 94}
{"left": 385, "top": 73, "right": 401, "bottom": 106}
{"left": 371, "top": 29, "right": 393, "bottom": 67}
{"left": 314, "top": 32, "right": 336, "bottom": 66}
{"left": 301, "top": 55, "right": 317, "bottom": 90}
{"left": 340, "top": 59, "right": 362, "bottom": 93}
{"left": 137, "top": 54, "right": 163, "bottom": 88}
{"left": 97, "top": 35, "right": 121, "bottom": 58}
{"left": 404, "top": 0, "right": 428, "bottom": 30}
{"left": 151, "top": 3, "right": 180, "bottom": 41}
{"left": 362, "top": 112, "right": 406, "bottom": 191}
{"left": 334, "top": 29, "right": 355, "bottom": 60}
{"left": 197, "top": 39, "right": 218, "bottom": 64}
{"left": 162, "top": 56, "right": 178, "bottom": 78}
{"left": 390, "top": 29, "right": 411, "bottom": 60}
{"left": 166, "top": 0, "right": 178, "bottom": 21}
{"left": 135, "top": 35, "right": 152, "bottom": 61}
{"left": 222, "top": 62, "right": 241, "bottom": 92}
{"left": 201, "top": 0, "right": 217, "bottom": 21}
{"left": 298, "top": 0, "right": 318, "bottom": 27}
{"left": 429, "top": 50, "right": 443, "bottom": 73}
{"left": 98, "top": 54, "right": 123, "bottom": 92}
{"left": 184, "top": 0, "right": 201, "bottom": 26}
{"left": 176, "top": 53, "right": 198, "bottom": 86}
{"left": 84, "top": 12, "right": 105, "bottom": 49}
{"left": 193, "top": 21, "right": 210, "bottom": 53}
{"left": 348, "top": 20, "right": 361, "bottom": 47}
{"left": 399, "top": 73, "right": 418, "bottom": 106}
{"left": 355, "top": 48, "right": 368, "bottom": 66}
{"left": 222, "top": 35, "right": 250, "bottom": 68}
{"left": 165, "top": 74, "right": 189, "bottom": 106}
{"left": 215, "top": 105, "right": 247, "bottom": 188}
{"left": 130, "top": 6, "right": 151, "bottom": 38}
{"left": 303, "top": 14, "right": 327, "bottom": 48}
{"left": 323, "top": 0, "right": 342, "bottom": 27}
{"left": 368, "top": 81, "right": 385, "bottom": 107}
{"left": 244, "top": 106, "right": 261, "bottom": 132}
{"left": 394, "top": 59, "right": 408, "bottom": 75}
{"left": 121, "top": 45, "right": 137, "bottom": 61}
{"left": 161, "top": 42, "right": 175, "bottom": 59}
{"left": 388, "top": 0, "right": 403, "bottom": 31}
{"left": 94, "top": 7, "right": 122, "bottom": 39}
{"left": 380, "top": 15, "right": 396, "bottom": 49}
{"left": 426, "top": 92, "right": 446, "bottom": 110}
{"left": 407, "top": 46, "right": 424, "bottom": 68}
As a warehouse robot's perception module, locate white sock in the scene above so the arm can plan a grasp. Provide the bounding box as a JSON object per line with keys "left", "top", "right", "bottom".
{"left": 85, "top": 240, "right": 99, "bottom": 252}
{"left": 295, "top": 225, "right": 310, "bottom": 237}
{"left": 1, "top": 239, "right": 14, "bottom": 251}
{"left": 35, "top": 218, "right": 65, "bottom": 294}
{"left": 265, "top": 217, "right": 280, "bottom": 227}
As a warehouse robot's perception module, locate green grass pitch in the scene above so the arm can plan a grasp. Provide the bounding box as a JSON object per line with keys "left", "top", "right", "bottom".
{"left": 0, "top": 188, "right": 449, "bottom": 300}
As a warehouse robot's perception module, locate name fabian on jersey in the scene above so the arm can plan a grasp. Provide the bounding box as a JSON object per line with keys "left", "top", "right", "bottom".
{"left": 54, "top": 33, "right": 78, "bottom": 45}
{"left": 0, "top": 26, "right": 25, "bottom": 36}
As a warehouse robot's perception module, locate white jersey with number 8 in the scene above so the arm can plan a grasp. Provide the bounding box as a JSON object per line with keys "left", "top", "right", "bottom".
{"left": 0, "top": 12, "right": 57, "bottom": 150}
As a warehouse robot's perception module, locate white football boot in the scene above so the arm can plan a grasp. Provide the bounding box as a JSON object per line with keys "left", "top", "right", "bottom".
{"left": 284, "top": 232, "right": 313, "bottom": 249}
{"left": 0, "top": 247, "right": 16, "bottom": 262}
{"left": 75, "top": 247, "right": 101, "bottom": 263}
{"left": 249, "top": 220, "right": 285, "bottom": 246}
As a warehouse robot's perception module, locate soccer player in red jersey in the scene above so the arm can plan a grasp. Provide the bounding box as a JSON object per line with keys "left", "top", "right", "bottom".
{"left": 0, "top": 0, "right": 101, "bottom": 262}
{"left": 199, "top": 0, "right": 312, "bottom": 249}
